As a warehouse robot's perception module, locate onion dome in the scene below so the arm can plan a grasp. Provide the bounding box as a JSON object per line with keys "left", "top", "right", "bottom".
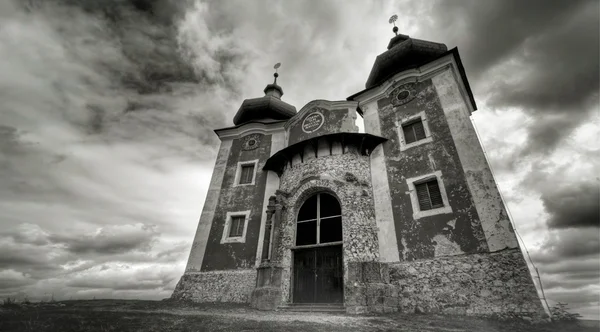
{"left": 232, "top": 64, "right": 296, "bottom": 125}
{"left": 365, "top": 32, "right": 448, "bottom": 89}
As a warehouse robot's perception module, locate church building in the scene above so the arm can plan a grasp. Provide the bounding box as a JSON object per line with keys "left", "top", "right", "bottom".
{"left": 172, "top": 27, "right": 546, "bottom": 317}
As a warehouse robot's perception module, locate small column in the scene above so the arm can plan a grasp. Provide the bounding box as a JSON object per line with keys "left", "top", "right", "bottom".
{"left": 269, "top": 193, "right": 285, "bottom": 263}
{"left": 250, "top": 194, "right": 285, "bottom": 310}
{"left": 261, "top": 196, "right": 277, "bottom": 263}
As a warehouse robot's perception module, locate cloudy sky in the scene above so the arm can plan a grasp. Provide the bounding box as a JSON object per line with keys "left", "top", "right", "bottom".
{"left": 0, "top": 0, "right": 598, "bottom": 319}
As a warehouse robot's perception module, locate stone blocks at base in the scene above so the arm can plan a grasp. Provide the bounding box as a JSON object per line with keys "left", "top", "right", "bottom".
{"left": 250, "top": 287, "right": 282, "bottom": 310}
{"left": 344, "top": 248, "right": 546, "bottom": 319}
{"left": 171, "top": 269, "right": 255, "bottom": 303}
{"left": 250, "top": 265, "right": 284, "bottom": 310}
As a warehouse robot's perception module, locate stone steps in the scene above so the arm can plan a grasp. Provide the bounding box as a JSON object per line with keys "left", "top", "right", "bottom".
{"left": 278, "top": 303, "right": 346, "bottom": 313}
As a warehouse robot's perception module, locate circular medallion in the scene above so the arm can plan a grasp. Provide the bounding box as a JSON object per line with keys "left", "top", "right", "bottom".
{"left": 242, "top": 134, "right": 261, "bottom": 150}
{"left": 390, "top": 83, "right": 417, "bottom": 106}
{"left": 302, "top": 112, "right": 325, "bottom": 133}
{"left": 396, "top": 90, "right": 410, "bottom": 101}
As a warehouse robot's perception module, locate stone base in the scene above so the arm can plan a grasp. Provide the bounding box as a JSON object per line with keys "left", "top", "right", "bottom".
{"left": 345, "top": 248, "right": 547, "bottom": 319}
{"left": 250, "top": 286, "right": 282, "bottom": 310}
{"left": 249, "top": 264, "right": 283, "bottom": 310}
{"left": 171, "top": 269, "right": 255, "bottom": 303}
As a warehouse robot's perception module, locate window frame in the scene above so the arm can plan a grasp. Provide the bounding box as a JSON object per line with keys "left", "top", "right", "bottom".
{"left": 397, "top": 110, "right": 433, "bottom": 151}
{"left": 406, "top": 171, "right": 453, "bottom": 219}
{"left": 233, "top": 159, "right": 258, "bottom": 187}
{"left": 221, "top": 210, "right": 251, "bottom": 244}
{"left": 295, "top": 193, "right": 343, "bottom": 247}
{"left": 228, "top": 215, "right": 246, "bottom": 238}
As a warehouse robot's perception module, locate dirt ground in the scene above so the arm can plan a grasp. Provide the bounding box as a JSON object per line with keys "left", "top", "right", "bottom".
{"left": 0, "top": 300, "right": 595, "bottom": 332}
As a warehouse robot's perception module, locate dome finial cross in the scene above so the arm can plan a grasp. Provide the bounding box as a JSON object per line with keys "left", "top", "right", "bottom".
{"left": 389, "top": 14, "right": 399, "bottom": 36}
{"left": 273, "top": 62, "right": 281, "bottom": 84}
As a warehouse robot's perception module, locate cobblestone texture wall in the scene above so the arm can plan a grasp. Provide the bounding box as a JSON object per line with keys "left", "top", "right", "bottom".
{"left": 345, "top": 248, "right": 545, "bottom": 318}
{"left": 171, "top": 270, "right": 255, "bottom": 303}
{"left": 275, "top": 151, "right": 380, "bottom": 303}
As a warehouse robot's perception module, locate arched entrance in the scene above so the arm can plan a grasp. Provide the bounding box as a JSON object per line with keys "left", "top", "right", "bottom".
{"left": 292, "top": 193, "right": 343, "bottom": 304}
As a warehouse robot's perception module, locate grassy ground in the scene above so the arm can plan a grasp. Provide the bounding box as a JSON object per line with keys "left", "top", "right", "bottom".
{"left": 0, "top": 300, "right": 595, "bottom": 332}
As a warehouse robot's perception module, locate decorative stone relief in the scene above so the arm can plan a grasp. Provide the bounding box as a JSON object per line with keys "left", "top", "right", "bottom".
{"left": 389, "top": 83, "right": 418, "bottom": 107}
{"left": 241, "top": 134, "right": 262, "bottom": 150}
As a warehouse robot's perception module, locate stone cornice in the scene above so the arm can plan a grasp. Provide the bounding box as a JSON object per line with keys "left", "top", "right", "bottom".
{"left": 214, "top": 121, "right": 286, "bottom": 140}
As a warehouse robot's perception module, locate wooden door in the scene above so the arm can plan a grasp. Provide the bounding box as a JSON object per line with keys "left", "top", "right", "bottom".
{"left": 293, "top": 245, "right": 343, "bottom": 303}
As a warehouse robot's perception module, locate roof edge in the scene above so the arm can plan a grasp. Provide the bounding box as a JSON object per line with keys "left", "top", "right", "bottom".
{"left": 347, "top": 48, "right": 477, "bottom": 112}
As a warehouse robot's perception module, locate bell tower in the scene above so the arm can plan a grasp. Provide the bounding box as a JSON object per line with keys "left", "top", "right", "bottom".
{"left": 173, "top": 65, "right": 296, "bottom": 302}
{"left": 346, "top": 19, "right": 545, "bottom": 316}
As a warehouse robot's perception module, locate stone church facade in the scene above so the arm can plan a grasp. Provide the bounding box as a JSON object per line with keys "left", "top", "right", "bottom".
{"left": 172, "top": 32, "right": 546, "bottom": 317}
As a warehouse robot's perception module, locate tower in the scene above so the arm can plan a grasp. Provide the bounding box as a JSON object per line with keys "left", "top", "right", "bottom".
{"left": 172, "top": 26, "right": 546, "bottom": 319}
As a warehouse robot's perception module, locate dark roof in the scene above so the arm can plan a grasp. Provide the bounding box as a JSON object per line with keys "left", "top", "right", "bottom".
{"left": 348, "top": 47, "right": 477, "bottom": 114}
{"left": 232, "top": 92, "right": 296, "bottom": 126}
{"left": 365, "top": 35, "right": 448, "bottom": 89}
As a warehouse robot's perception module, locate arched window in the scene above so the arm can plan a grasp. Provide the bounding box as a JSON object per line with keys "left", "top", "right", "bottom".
{"left": 296, "top": 193, "right": 342, "bottom": 246}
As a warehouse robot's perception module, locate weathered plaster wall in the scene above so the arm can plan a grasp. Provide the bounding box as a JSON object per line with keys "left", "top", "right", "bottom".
{"left": 201, "top": 134, "right": 272, "bottom": 270}
{"left": 432, "top": 69, "right": 518, "bottom": 251}
{"left": 375, "top": 79, "right": 488, "bottom": 260}
{"left": 254, "top": 130, "right": 285, "bottom": 266}
{"left": 363, "top": 103, "right": 400, "bottom": 263}
{"left": 185, "top": 139, "right": 233, "bottom": 272}
{"left": 286, "top": 100, "right": 358, "bottom": 146}
{"left": 344, "top": 248, "right": 545, "bottom": 319}
{"left": 171, "top": 269, "right": 255, "bottom": 302}
{"left": 274, "top": 152, "right": 380, "bottom": 304}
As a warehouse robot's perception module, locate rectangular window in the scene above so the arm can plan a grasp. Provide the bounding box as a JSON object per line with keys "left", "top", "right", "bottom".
{"left": 228, "top": 216, "right": 245, "bottom": 237}
{"left": 402, "top": 119, "right": 426, "bottom": 144}
{"left": 239, "top": 164, "right": 255, "bottom": 184}
{"left": 415, "top": 179, "right": 444, "bottom": 211}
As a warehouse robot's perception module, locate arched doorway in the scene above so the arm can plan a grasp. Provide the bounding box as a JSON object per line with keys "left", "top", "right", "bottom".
{"left": 292, "top": 193, "right": 343, "bottom": 304}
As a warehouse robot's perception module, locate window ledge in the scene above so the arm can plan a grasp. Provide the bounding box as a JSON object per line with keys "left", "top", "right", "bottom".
{"left": 412, "top": 205, "right": 453, "bottom": 220}
{"left": 233, "top": 182, "right": 255, "bottom": 187}
{"left": 291, "top": 241, "right": 343, "bottom": 250}
{"left": 222, "top": 236, "right": 245, "bottom": 244}
{"left": 400, "top": 136, "right": 433, "bottom": 151}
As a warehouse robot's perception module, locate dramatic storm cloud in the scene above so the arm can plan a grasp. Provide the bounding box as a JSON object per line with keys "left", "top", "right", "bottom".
{"left": 0, "top": 0, "right": 598, "bottom": 319}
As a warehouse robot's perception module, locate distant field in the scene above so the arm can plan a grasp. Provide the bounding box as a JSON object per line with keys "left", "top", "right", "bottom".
{"left": 0, "top": 300, "right": 595, "bottom": 332}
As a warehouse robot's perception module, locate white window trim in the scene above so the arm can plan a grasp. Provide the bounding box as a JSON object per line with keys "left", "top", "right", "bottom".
{"left": 397, "top": 110, "right": 433, "bottom": 151}
{"left": 221, "top": 210, "right": 251, "bottom": 244}
{"left": 233, "top": 159, "right": 259, "bottom": 187}
{"left": 406, "top": 170, "right": 453, "bottom": 220}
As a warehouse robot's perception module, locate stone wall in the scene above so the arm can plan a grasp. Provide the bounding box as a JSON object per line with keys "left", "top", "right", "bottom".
{"left": 274, "top": 151, "right": 381, "bottom": 303}
{"left": 345, "top": 248, "right": 545, "bottom": 318}
{"left": 171, "top": 269, "right": 256, "bottom": 303}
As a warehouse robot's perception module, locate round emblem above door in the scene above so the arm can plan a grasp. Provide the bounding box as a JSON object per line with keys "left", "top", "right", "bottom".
{"left": 302, "top": 111, "right": 325, "bottom": 133}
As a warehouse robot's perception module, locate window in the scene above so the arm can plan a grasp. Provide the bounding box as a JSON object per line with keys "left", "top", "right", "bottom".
{"left": 221, "top": 211, "right": 251, "bottom": 243}
{"left": 406, "top": 171, "right": 453, "bottom": 219}
{"left": 234, "top": 160, "right": 258, "bottom": 186}
{"left": 228, "top": 216, "right": 245, "bottom": 237}
{"left": 415, "top": 179, "right": 444, "bottom": 211}
{"left": 239, "top": 164, "right": 254, "bottom": 184}
{"left": 398, "top": 111, "right": 433, "bottom": 151}
{"left": 296, "top": 193, "right": 342, "bottom": 246}
{"left": 402, "top": 119, "right": 426, "bottom": 144}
